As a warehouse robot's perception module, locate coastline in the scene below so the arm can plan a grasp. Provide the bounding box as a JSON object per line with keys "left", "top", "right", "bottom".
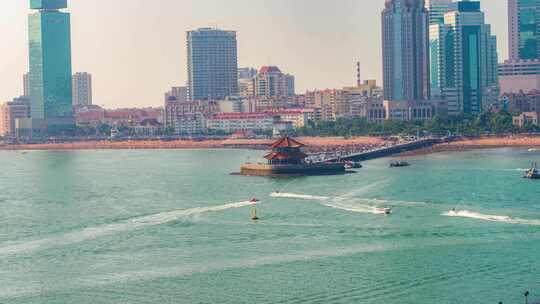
{"left": 0, "top": 136, "right": 385, "bottom": 152}
{"left": 2, "top": 135, "right": 540, "bottom": 155}
{"left": 399, "top": 136, "right": 540, "bottom": 157}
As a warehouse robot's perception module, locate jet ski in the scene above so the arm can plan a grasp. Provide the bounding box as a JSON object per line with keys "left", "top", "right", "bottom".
{"left": 377, "top": 207, "right": 392, "bottom": 215}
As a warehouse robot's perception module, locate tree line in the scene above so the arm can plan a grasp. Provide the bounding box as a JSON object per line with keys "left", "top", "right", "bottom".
{"left": 293, "top": 111, "right": 539, "bottom": 137}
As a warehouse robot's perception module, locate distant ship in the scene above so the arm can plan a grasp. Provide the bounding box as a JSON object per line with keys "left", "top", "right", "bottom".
{"left": 390, "top": 161, "right": 410, "bottom": 168}
{"left": 523, "top": 163, "right": 540, "bottom": 179}
{"left": 240, "top": 137, "right": 346, "bottom": 176}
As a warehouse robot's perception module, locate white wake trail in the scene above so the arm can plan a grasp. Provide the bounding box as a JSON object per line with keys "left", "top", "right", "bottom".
{"left": 323, "top": 201, "right": 390, "bottom": 215}
{"left": 270, "top": 192, "right": 329, "bottom": 201}
{"left": 0, "top": 201, "right": 253, "bottom": 257}
{"left": 271, "top": 189, "right": 393, "bottom": 216}
{"left": 443, "top": 210, "right": 540, "bottom": 226}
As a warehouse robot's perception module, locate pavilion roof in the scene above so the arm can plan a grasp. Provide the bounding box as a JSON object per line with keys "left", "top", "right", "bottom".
{"left": 270, "top": 136, "right": 306, "bottom": 149}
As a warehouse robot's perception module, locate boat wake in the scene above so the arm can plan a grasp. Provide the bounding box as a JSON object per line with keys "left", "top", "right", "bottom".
{"left": 271, "top": 190, "right": 424, "bottom": 207}
{"left": 443, "top": 210, "right": 540, "bottom": 226}
{"left": 502, "top": 168, "right": 529, "bottom": 172}
{"left": 324, "top": 201, "right": 390, "bottom": 215}
{"left": 0, "top": 201, "right": 253, "bottom": 257}
{"left": 270, "top": 191, "right": 392, "bottom": 215}
{"left": 270, "top": 192, "right": 329, "bottom": 201}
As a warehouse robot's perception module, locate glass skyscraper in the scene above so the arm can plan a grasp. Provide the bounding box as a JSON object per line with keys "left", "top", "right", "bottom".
{"left": 509, "top": 0, "right": 540, "bottom": 60}
{"left": 425, "top": 0, "right": 453, "bottom": 26}
{"left": 382, "top": 0, "right": 430, "bottom": 101}
{"left": 430, "top": 1, "right": 499, "bottom": 115}
{"left": 28, "top": 0, "right": 74, "bottom": 133}
{"left": 187, "top": 28, "right": 238, "bottom": 101}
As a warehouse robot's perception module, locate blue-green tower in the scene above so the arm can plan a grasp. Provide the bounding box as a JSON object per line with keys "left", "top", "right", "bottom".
{"left": 28, "top": 0, "right": 74, "bottom": 134}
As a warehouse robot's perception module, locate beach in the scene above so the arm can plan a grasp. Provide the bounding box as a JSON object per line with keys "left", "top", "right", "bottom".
{"left": 400, "top": 136, "right": 540, "bottom": 156}
{"left": 2, "top": 135, "right": 540, "bottom": 154}
{"left": 0, "top": 136, "right": 386, "bottom": 151}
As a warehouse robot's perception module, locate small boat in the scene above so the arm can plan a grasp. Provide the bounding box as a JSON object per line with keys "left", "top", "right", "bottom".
{"left": 250, "top": 198, "right": 260, "bottom": 204}
{"left": 523, "top": 163, "right": 540, "bottom": 179}
{"left": 390, "top": 161, "right": 410, "bottom": 168}
{"left": 344, "top": 162, "right": 362, "bottom": 169}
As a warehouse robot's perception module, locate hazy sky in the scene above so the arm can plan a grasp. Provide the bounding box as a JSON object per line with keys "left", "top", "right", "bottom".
{"left": 0, "top": 0, "right": 507, "bottom": 108}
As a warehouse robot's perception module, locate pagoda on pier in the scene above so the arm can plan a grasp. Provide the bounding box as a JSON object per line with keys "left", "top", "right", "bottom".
{"left": 240, "top": 136, "right": 345, "bottom": 176}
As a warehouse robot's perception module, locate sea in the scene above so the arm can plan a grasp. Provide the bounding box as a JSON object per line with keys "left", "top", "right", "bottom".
{"left": 0, "top": 148, "right": 539, "bottom": 304}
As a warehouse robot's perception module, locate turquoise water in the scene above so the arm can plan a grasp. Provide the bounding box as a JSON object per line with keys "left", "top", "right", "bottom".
{"left": 0, "top": 148, "right": 539, "bottom": 303}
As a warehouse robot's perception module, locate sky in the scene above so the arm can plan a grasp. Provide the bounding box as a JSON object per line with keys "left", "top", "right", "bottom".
{"left": 0, "top": 0, "right": 508, "bottom": 108}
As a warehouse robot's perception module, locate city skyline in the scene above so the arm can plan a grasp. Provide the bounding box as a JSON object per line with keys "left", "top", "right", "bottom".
{"left": 0, "top": 0, "right": 507, "bottom": 108}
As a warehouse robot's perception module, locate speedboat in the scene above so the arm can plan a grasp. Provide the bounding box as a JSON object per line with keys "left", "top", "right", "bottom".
{"left": 250, "top": 198, "right": 260, "bottom": 204}
{"left": 523, "top": 163, "right": 540, "bottom": 179}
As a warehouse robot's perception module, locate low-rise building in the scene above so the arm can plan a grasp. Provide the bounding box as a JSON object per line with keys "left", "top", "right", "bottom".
{"left": 503, "top": 91, "right": 540, "bottom": 115}
{"left": 131, "top": 119, "right": 164, "bottom": 136}
{"left": 75, "top": 106, "right": 163, "bottom": 127}
{"left": 175, "top": 113, "right": 206, "bottom": 135}
{"left": 207, "top": 113, "right": 280, "bottom": 133}
{"left": 383, "top": 100, "right": 447, "bottom": 122}
{"left": 276, "top": 109, "right": 315, "bottom": 128}
{"left": 513, "top": 112, "right": 539, "bottom": 127}
{"left": 217, "top": 96, "right": 246, "bottom": 113}
{"left": 0, "top": 96, "right": 31, "bottom": 137}
{"left": 351, "top": 97, "right": 385, "bottom": 123}
{"left": 499, "top": 60, "right": 540, "bottom": 94}
{"left": 164, "top": 99, "right": 218, "bottom": 128}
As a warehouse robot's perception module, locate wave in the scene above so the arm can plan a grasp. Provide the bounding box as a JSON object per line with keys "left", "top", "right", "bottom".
{"left": 443, "top": 210, "right": 540, "bottom": 226}
{"left": 270, "top": 192, "right": 329, "bottom": 201}
{"left": 0, "top": 201, "right": 253, "bottom": 257}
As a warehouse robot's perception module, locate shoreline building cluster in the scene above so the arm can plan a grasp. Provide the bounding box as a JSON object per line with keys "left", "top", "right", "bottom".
{"left": 382, "top": 0, "right": 499, "bottom": 117}
{"left": 4, "top": 0, "right": 540, "bottom": 139}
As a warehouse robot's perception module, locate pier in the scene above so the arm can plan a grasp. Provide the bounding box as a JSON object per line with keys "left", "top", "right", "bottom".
{"left": 322, "top": 138, "right": 442, "bottom": 162}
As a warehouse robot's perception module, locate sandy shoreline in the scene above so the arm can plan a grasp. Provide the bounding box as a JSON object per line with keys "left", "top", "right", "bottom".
{"left": 2, "top": 136, "right": 540, "bottom": 155}
{"left": 0, "top": 136, "right": 385, "bottom": 152}
{"left": 399, "top": 136, "right": 540, "bottom": 157}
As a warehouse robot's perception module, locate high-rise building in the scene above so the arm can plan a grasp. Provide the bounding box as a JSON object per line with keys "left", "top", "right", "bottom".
{"left": 23, "top": 73, "right": 30, "bottom": 97}
{"left": 430, "top": 1, "right": 499, "bottom": 115}
{"left": 238, "top": 68, "right": 257, "bottom": 80}
{"left": 187, "top": 28, "right": 238, "bottom": 101}
{"left": 28, "top": 0, "right": 74, "bottom": 133}
{"left": 164, "top": 86, "right": 188, "bottom": 103}
{"left": 254, "top": 66, "right": 295, "bottom": 98}
{"left": 382, "top": 0, "right": 430, "bottom": 101}
{"left": 72, "top": 72, "right": 92, "bottom": 106}
{"left": 509, "top": 0, "right": 540, "bottom": 61}
{"left": 426, "top": 0, "right": 453, "bottom": 25}
{"left": 499, "top": 0, "right": 540, "bottom": 94}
